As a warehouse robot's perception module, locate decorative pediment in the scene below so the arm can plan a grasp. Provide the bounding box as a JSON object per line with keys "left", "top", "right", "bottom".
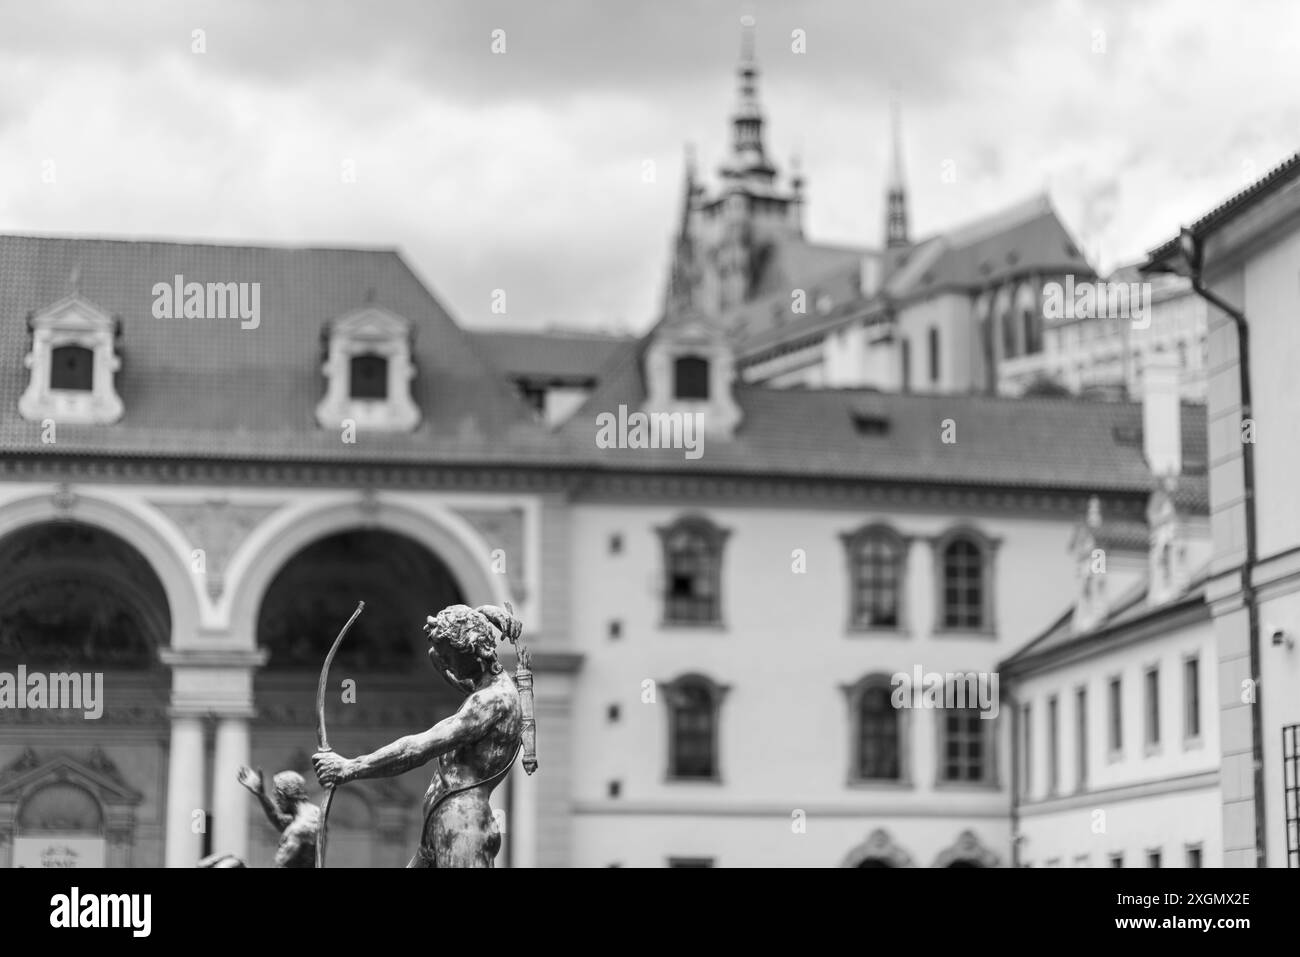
{"left": 932, "top": 829, "right": 1001, "bottom": 868}
{"left": 0, "top": 748, "right": 142, "bottom": 809}
{"left": 840, "top": 827, "right": 915, "bottom": 867}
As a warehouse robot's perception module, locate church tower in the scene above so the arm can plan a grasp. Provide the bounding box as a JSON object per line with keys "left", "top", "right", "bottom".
{"left": 665, "top": 19, "right": 805, "bottom": 317}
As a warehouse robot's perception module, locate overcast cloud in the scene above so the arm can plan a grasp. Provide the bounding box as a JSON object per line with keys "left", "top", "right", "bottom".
{"left": 1, "top": 0, "right": 1296, "bottom": 332}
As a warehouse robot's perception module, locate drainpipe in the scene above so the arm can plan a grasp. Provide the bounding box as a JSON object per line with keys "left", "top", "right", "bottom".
{"left": 1164, "top": 227, "right": 1266, "bottom": 867}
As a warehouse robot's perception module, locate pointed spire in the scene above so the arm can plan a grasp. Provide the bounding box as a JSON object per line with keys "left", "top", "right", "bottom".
{"left": 666, "top": 145, "right": 702, "bottom": 313}
{"left": 726, "top": 14, "right": 773, "bottom": 182}
{"left": 885, "top": 87, "right": 910, "bottom": 249}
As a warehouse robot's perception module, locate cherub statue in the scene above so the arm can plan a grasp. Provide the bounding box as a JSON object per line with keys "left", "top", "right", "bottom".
{"left": 237, "top": 766, "right": 320, "bottom": 868}
{"left": 312, "top": 603, "right": 535, "bottom": 867}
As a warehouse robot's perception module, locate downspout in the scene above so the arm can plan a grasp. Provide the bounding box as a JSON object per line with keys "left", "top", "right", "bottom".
{"left": 1180, "top": 233, "right": 1266, "bottom": 868}
{"left": 1008, "top": 686, "right": 1021, "bottom": 867}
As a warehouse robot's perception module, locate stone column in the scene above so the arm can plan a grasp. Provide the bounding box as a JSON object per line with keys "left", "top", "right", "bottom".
{"left": 161, "top": 647, "right": 268, "bottom": 868}
{"left": 164, "top": 710, "right": 207, "bottom": 868}
{"left": 213, "top": 713, "right": 253, "bottom": 862}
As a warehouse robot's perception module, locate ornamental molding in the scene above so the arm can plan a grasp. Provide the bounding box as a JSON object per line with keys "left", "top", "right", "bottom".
{"left": 151, "top": 499, "right": 280, "bottom": 599}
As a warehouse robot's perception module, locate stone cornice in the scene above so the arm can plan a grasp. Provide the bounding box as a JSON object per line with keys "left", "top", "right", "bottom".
{"left": 0, "top": 453, "right": 1149, "bottom": 519}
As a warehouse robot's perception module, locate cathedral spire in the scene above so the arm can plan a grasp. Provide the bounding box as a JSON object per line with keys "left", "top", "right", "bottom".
{"left": 665, "top": 145, "right": 702, "bottom": 313}
{"left": 727, "top": 15, "right": 774, "bottom": 182}
{"left": 885, "top": 91, "right": 910, "bottom": 249}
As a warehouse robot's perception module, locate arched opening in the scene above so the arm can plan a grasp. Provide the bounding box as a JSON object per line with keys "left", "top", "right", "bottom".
{"left": 0, "top": 521, "right": 171, "bottom": 668}
{"left": 256, "top": 529, "right": 465, "bottom": 672}
{"left": 16, "top": 782, "right": 105, "bottom": 868}
{"left": 251, "top": 528, "right": 475, "bottom": 867}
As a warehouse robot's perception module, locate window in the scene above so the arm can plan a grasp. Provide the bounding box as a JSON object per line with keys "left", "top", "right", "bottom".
{"left": 845, "top": 674, "right": 905, "bottom": 783}
{"left": 939, "top": 708, "right": 994, "bottom": 784}
{"left": 668, "top": 857, "right": 714, "bottom": 867}
{"left": 673, "top": 355, "right": 710, "bottom": 400}
{"left": 1076, "top": 687, "right": 1088, "bottom": 789}
{"left": 49, "top": 345, "right": 95, "bottom": 392}
{"left": 1020, "top": 703, "right": 1032, "bottom": 798}
{"left": 316, "top": 307, "right": 420, "bottom": 432}
{"left": 1147, "top": 849, "right": 1162, "bottom": 868}
{"left": 937, "top": 531, "right": 995, "bottom": 631}
{"left": 928, "top": 326, "right": 940, "bottom": 384}
{"left": 18, "top": 294, "right": 124, "bottom": 425}
{"left": 349, "top": 354, "right": 389, "bottom": 400}
{"left": 900, "top": 338, "right": 911, "bottom": 392}
{"left": 1185, "top": 845, "right": 1203, "bottom": 868}
{"left": 1184, "top": 656, "right": 1200, "bottom": 740}
{"left": 1108, "top": 677, "right": 1122, "bottom": 755}
{"left": 665, "top": 675, "right": 727, "bottom": 780}
{"left": 844, "top": 526, "right": 905, "bottom": 629}
{"left": 1145, "top": 667, "right": 1160, "bottom": 748}
{"left": 1109, "top": 853, "right": 1124, "bottom": 868}
{"left": 1047, "top": 695, "right": 1059, "bottom": 795}
{"left": 657, "top": 516, "right": 728, "bottom": 625}
{"left": 1073, "top": 854, "right": 1091, "bottom": 868}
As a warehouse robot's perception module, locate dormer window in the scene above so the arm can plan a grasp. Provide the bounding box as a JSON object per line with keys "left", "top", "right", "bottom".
{"left": 19, "top": 295, "right": 124, "bottom": 425}
{"left": 643, "top": 305, "right": 742, "bottom": 440}
{"left": 316, "top": 307, "right": 419, "bottom": 432}
{"left": 674, "top": 355, "right": 710, "bottom": 400}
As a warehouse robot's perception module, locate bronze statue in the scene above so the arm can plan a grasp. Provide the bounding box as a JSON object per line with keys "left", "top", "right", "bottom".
{"left": 237, "top": 766, "right": 320, "bottom": 867}
{"left": 312, "top": 603, "right": 536, "bottom": 867}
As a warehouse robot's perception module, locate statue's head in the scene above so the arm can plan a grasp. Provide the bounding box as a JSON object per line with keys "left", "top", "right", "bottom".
{"left": 272, "top": 771, "right": 309, "bottom": 812}
{"left": 425, "top": 604, "right": 520, "bottom": 693}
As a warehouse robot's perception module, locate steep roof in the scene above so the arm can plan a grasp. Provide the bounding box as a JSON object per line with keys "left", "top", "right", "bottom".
{"left": 468, "top": 328, "right": 633, "bottom": 383}
{"left": 0, "top": 234, "right": 554, "bottom": 463}
{"left": 1001, "top": 562, "right": 1210, "bottom": 674}
{"left": 884, "top": 194, "right": 1092, "bottom": 300}
{"left": 564, "top": 334, "right": 1209, "bottom": 493}
{"left": 1146, "top": 152, "right": 1300, "bottom": 267}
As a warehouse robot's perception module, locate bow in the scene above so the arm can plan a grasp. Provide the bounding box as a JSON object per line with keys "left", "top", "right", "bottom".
{"left": 315, "top": 600, "right": 365, "bottom": 868}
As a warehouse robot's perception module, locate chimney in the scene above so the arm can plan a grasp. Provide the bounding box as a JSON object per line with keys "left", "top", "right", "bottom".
{"left": 1142, "top": 348, "right": 1181, "bottom": 479}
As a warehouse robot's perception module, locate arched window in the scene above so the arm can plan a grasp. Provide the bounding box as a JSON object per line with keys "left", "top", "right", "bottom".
{"left": 843, "top": 674, "right": 907, "bottom": 783}
{"left": 50, "top": 345, "right": 95, "bottom": 391}
{"left": 842, "top": 525, "right": 906, "bottom": 630}
{"left": 935, "top": 529, "right": 998, "bottom": 632}
{"left": 665, "top": 675, "right": 728, "bottom": 780}
{"left": 673, "top": 355, "right": 710, "bottom": 400}
{"left": 657, "top": 516, "right": 729, "bottom": 625}
{"left": 1022, "top": 306, "right": 1041, "bottom": 355}
{"left": 349, "top": 354, "right": 389, "bottom": 400}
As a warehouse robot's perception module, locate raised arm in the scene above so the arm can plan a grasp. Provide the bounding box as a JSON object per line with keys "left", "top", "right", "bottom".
{"left": 314, "top": 691, "right": 506, "bottom": 786}
{"left": 238, "top": 766, "right": 292, "bottom": 832}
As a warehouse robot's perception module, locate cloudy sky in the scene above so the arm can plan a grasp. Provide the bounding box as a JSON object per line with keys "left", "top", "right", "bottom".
{"left": 1, "top": 0, "right": 1297, "bottom": 333}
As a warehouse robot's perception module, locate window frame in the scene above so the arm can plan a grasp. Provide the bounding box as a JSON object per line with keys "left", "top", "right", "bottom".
{"left": 935, "top": 702, "right": 998, "bottom": 789}
{"left": 1183, "top": 654, "right": 1201, "bottom": 746}
{"left": 841, "top": 523, "right": 910, "bottom": 634}
{"left": 932, "top": 527, "right": 1000, "bottom": 636}
{"left": 655, "top": 515, "right": 730, "bottom": 628}
{"left": 842, "top": 673, "right": 911, "bottom": 788}
{"left": 662, "top": 673, "right": 729, "bottom": 783}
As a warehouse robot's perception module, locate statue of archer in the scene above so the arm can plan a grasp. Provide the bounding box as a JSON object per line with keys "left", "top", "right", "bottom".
{"left": 312, "top": 603, "right": 537, "bottom": 868}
